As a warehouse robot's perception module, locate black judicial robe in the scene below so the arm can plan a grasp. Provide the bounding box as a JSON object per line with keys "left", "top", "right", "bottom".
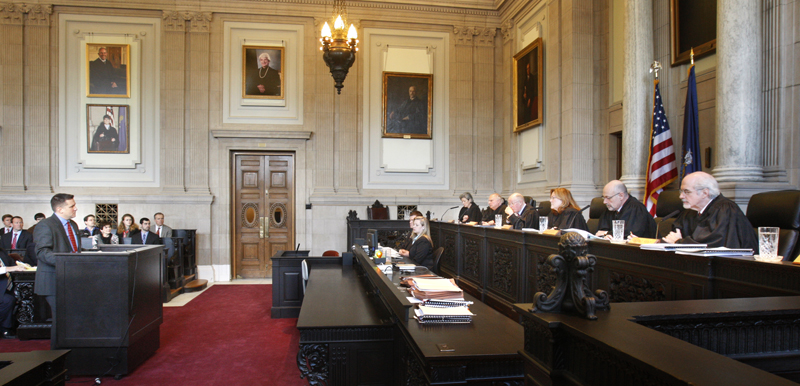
{"left": 482, "top": 203, "right": 508, "bottom": 223}
{"left": 508, "top": 204, "right": 539, "bottom": 230}
{"left": 408, "top": 235, "right": 434, "bottom": 269}
{"left": 458, "top": 204, "right": 482, "bottom": 223}
{"left": 548, "top": 207, "right": 589, "bottom": 231}
{"left": 597, "top": 196, "right": 657, "bottom": 238}
{"left": 670, "top": 194, "right": 758, "bottom": 249}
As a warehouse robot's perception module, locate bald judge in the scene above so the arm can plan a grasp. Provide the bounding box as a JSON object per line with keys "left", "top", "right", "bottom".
{"left": 662, "top": 172, "right": 758, "bottom": 249}
{"left": 596, "top": 180, "right": 657, "bottom": 239}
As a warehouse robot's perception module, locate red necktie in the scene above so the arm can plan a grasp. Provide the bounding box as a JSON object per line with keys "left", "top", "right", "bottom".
{"left": 157, "top": 227, "right": 161, "bottom": 236}
{"left": 11, "top": 233, "right": 17, "bottom": 249}
{"left": 67, "top": 223, "right": 78, "bottom": 252}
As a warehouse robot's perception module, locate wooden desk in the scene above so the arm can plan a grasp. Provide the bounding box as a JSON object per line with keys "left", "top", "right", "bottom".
{"left": 0, "top": 350, "right": 69, "bottom": 386}
{"left": 270, "top": 250, "right": 343, "bottom": 318}
{"left": 515, "top": 297, "right": 800, "bottom": 385}
{"left": 296, "top": 249, "right": 523, "bottom": 385}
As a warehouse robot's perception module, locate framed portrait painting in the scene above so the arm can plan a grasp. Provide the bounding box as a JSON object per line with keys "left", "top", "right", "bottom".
{"left": 670, "top": 0, "right": 716, "bottom": 66}
{"left": 382, "top": 72, "right": 433, "bottom": 139}
{"left": 242, "top": 46, "right": 284, "bottom": 99}
{"left": 513, "top": 38, "right": 543, "bottom": 133}
{"left": 86, "top": 44, "right": 130, "bottom": 98}
{"left": 87, "top": 105, "right": 130, "bottom": 154}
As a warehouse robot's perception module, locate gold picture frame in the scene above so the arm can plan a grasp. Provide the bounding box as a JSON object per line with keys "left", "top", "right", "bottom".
{"left": 382, "top": 72, "right": 433, "bottom": 139}
{"left": 86, "top": 44, "right": 131, "bottom": 98}
{"left": 670, "top": 0, "right": 716, "bottom": 66}
{"left": 513, "top": 38, "right": 543, "bottom": 133}
{"left": 242, "top": 46, "right": 285, "bottom": 99}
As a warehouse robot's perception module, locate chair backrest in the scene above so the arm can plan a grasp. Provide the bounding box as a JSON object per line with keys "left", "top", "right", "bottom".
{"left": 523, "top": 196, "right": 536, "bottom": 209}
{"left": 654, "top": 190, "right": 683, "bottom": 238}
{"left": 301, "top": 259, "right": 309, "bottom": 294}
{"left": 367, "top": 201, "right": 390, "bottom": 220}
{"left": 537, "top": 201, "right": 551, "bottom": 217}
{"left": 431, "top": 247, "right": 445, "bottom": 275}
{"left": 322, "top": 250, "right": 340, "bottom": 257}
{"left": 746, "top": 190, "right": 800, "bottom": 260}
{"left": 586, "top": 197, "right": 607, "bottom": 235}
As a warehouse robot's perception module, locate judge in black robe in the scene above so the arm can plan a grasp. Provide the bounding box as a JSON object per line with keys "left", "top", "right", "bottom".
{"left": 481, "top": 194, "right": 508, "bottom": 225}
{"left": 505, "top": 193, "right": 540, "bottom": 230}
{"left": 663, "top": 171, "right": 758, "bottom": 249}
{"left": 458, "top": 192, "right": 482, "bottom": 223}
{"left": 547, "top": 187, "right": 589, "bottom": 231}
{"left": 596, "top": 181, "right": 657, "bottom": 238}
{"left": 90, "top": 117, "right": 119, "bottom": 152}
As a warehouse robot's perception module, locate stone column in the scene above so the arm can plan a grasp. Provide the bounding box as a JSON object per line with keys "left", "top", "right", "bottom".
{"left": 161, "top": 11, "right": 188, "bottom": 192}
{"left": 474, "top": 27, "right": 497, "bottom": 197}
{"left": 452, "top": 26, "right": 476, "bottom": 194}
{"left": 23, "top": 4, "right": 52, "bottom": 193}
{"left": 713, "top": 0, "right": 762, "bottom": 182}
{"left": 185, "top": 12, "right": 212, "bottom": 193}
{"left": 0, "top": 4, "right": 25, "bottom": 192}
{"left": 620, "top": 0, "right": 653, "bottom": 193}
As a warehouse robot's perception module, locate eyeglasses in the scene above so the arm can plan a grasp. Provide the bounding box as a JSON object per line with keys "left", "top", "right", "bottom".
{"left": 680, "top": 188, "right": 705, "bottom": 195}
{"left": 602, "top": 193, "right": 621, "bottom": 200}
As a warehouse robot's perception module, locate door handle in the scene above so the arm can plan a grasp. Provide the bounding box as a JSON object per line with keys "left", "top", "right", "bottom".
{"left": 264, "top": 215, "right": 269, "bottom": 238}
{"left": 259, "top": 217, "right": 265, "bottom": 239}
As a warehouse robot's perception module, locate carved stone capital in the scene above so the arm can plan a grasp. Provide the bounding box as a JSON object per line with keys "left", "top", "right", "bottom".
{"left": 452, "top": 25, "right": 477, "bottom": 45}
{"left": 474, "top": 26, "right": 497, "bottom": 46}
{"left": 187, "top": 12, "right": 212, "bottom": 33}
{"left": 21, "top": 3, "right": 51, "bottom": 26}
{"left": 0, "top": 3, "right": 25, "bottom": 25}
{"left": 501, "top": 19, "right": 514, "bottom": 41}
{"left": 162, "top": 11, "right": 186, "bottom": 32}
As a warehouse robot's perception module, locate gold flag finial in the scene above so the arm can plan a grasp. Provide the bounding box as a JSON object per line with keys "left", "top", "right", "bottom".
{"left": 690, "top": 48, "right": 694, "bottom": 65}
{"left": 649, "top": 61, "right": 662, "bottom": 79}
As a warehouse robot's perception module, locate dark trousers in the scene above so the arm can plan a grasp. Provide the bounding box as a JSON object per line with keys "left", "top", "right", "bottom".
{"left": 0, "top": 291, "right": 15, "bottom": 331}
{"left": 46, "top": 295, "right": 57, "bottom": 349}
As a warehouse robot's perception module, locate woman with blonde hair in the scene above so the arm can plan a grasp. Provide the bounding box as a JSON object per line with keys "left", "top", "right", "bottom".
{"left": 399, "top": 217, "right": 435, "bottom": 269}
{"left": 547, "top": 188, "right": 588, "bottom": 231}
{"left": 117, "top": 213, "right": 140, "bottom": 238}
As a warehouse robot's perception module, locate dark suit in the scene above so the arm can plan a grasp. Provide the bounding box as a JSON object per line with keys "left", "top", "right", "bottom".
{"left": 131, "top": 230, "right": 161, "bottom": 245}
{"left": 2, "top": 230, "right": 33, "bottom": 250}
{"left": 33, "top": 214, "right": 80, "bottom": 349}
{"left": 0, "top": 249, "right": 17, "bottom": 332}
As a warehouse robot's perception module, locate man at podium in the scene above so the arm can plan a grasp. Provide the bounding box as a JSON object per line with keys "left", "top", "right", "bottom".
{"left": 33, "top": 193, "right": 81, "bottom": 349}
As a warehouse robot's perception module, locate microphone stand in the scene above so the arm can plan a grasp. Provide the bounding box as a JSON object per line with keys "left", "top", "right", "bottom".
{"left": 441, "top": 206, "right": 460, "bottom": 222}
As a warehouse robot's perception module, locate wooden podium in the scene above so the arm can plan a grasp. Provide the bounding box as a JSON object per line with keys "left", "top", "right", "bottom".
{"left": 55, "top": 245, "right": 163, "bottom": 376}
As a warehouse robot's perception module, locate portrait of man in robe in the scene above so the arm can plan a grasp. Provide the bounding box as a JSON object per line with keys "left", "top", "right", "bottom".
{"left": 382, "top": 72, "right": 433, "bottom": 139}
{"left": 513, "top": 38, "right": 543, "bottom": 132}
{"left": 86, "top": 104, "right": 130, "bottom": 154}
{"left": 242, "top": 46, "right": 284, "bottom": 99}
{"left": 86, "top": 44, "right": 130, "bottom": 97}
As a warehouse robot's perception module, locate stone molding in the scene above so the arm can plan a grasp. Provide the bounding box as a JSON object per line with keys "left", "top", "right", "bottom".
{"left": 0, "top": 3, "right": 51, "bottom": 25}
{"left": 453, "top": 25, "right": 498, "bottom": 46}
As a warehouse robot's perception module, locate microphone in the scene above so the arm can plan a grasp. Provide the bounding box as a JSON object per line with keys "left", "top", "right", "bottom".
{"left": 655, "top": 210, "right": 681, "bottom": 239}
{"left": 295, "top": 243, "right": 300, "bottom": 254}
{"left": 565, "top": 205, "right": 592, "bottom": 230}
{"left": 441, "top": 206, "right": 460, "bottom": 221}
{"left": 579, "top": 204, "right": 591, "bottom": 213}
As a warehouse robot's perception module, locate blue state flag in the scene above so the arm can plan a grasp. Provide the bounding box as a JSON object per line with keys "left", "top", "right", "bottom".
{"left": 681, "top": 64, "right": 701, "bottom": 179}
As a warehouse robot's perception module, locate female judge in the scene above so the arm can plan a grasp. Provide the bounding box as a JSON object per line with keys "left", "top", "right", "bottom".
{"left": 117, "top": 214, "right": 139, "bottom": 238}
{"left": 458, "top": 192, "right": 482, "bottom": 223}
{"left": 399, "top": 217, "right": 435, "bottom": 269}
{"left": 547, "top": 188, "right": 589, "bottom": 231}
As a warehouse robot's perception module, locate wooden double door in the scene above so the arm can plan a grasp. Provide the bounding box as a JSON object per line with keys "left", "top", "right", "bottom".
{"left": 233, "top": 152, "right": 295, "bottom": 278}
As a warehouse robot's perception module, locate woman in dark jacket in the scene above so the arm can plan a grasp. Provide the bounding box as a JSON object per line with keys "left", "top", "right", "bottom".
{"left": 458, "top": 192, "right": 482, "bottom": 223}
{"left": 399, "top": 217, "right": 435, "bottom": 269}
{"left": 547, "top": 187, "right": 589, "bottom": 231}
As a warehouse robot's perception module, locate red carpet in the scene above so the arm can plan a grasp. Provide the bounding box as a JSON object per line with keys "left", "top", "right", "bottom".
{"left": 0, "top": 285, "right": 306, "bottom": 386}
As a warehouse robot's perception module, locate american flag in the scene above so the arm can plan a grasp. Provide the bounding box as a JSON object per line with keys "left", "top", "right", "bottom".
{"left": 644, "top": 80, "right": 678, "bottom": 216}
{"left": 105, "top": 106, "right": 115, "bottom": 126}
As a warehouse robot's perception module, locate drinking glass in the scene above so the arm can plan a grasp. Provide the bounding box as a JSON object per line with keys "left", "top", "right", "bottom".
{"left": 612, "top": 220, "right": 625, "bottom": 241}
{"left": 494, "top": 214, "right": 502, "bottom": 228}
{"left": 757, "top": 227, "right": 780, "bottom": 262}
{"left": 539, "top": 217, "right": 548, "bottom": 231}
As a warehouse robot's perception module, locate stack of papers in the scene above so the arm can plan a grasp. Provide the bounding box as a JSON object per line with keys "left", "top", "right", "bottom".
{"left": 414, "top": 305, "right": 474, "bottom": 324}
{"left": 675, "top": 247, "right": 754, "bottom": 257}
{"left": 640, "top": 243, "right": 708, "bottom": 251}
{"left": 408, "top": 277, "right": 464, "bottom": 301}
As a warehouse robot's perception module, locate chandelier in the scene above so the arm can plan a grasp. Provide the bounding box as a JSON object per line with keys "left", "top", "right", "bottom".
{"left": 320, "top": 0, "right": 358, "bottom": 94}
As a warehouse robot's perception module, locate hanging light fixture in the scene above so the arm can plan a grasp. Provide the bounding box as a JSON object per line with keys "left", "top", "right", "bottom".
{"left": 320, "top": 0, "right": 358, "bottom": 94}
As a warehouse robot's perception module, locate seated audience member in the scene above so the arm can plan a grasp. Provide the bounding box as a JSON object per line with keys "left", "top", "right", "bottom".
{"left": 81, "top": 214, "right": 100, "bottom": 238}
{"left": 548, "top": 188, "right": 589, "bottom": 231}
{"left": 95, "top": 222, "right": 119, "bottom": 245}
{"left": 1, "top": 248, "right": 25, "bottom": 339}
{"left": 27, "top": 213, "right": 46, "bottom": 234}
{"left": 399, "top": 217, "right": 435, "bottom": 269}
{"left": 152, "top": 212, "right": 172, "bottom": 238}
{"left": 596, "top": 180, "right": 657, "bottom": 239}
{"left": 117, "top": 213, "right": 139, "bottom": 239}
{"left": 458, "top": 192, "right": 482, "bottom": 223}
{"left": 1, "top": 216, "right": 33, "bottom": 250}
{"left": 663, "top": 171, "right": 758, "bottom": 249}
{"left": 1, "top": 215, "right": 11, "bottom": 236}
{"left": 505, "top": 192, "right": 539, "bottom": 230}
{"left": 400, "top": 211, "right": 424, "bottom": 250}
{"left": 131, "top": 218, "right": 161, "bottom": 245}
{"left": 481, "top": 193, "right": 508, "bottom": 225}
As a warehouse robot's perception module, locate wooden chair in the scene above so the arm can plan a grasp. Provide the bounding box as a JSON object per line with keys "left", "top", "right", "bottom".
{"left": 367, "top": 200, "right": 390, "bottom": 220}
{"left": 431, "top": 247, "right": 445, "bottom": 275}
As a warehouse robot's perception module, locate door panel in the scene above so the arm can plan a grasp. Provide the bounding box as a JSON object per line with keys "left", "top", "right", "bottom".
{"left": 233, "top": 153, "right": 294, "bottom": 278}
